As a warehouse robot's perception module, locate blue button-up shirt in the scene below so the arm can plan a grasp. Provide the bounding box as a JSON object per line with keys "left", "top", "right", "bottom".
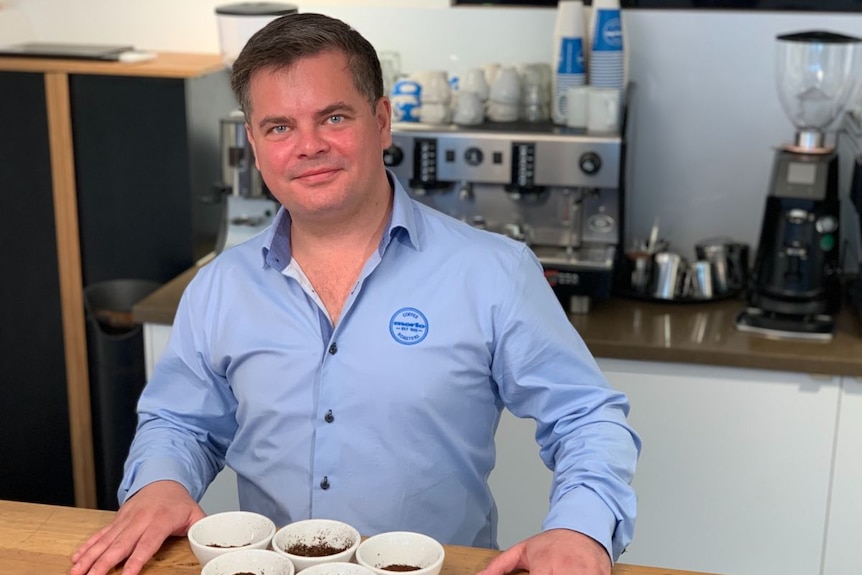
{"left": 121, "top": 173, "right": 639, "bottom": 559}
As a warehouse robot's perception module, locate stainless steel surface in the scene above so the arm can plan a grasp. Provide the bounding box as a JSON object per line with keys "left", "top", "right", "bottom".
{"left": 691, "top": 260, "right": 714, "bottom": 299}
{"left": 219, "top": 113, "right": 267, "bottom": 199}
{"left": 653, "top": 252, "right": 683, "bottom": 300}
{"left": 695, "top": 240, "right": 730, "bottom": 294}
{"left": 215, "top": 112, "right": 278, "bottom": 252}
{"left": 796, "top": 128, "right": 825, "bottom": 150}
{"left": 385, "top": 121, "right": 625, "bottom": 312}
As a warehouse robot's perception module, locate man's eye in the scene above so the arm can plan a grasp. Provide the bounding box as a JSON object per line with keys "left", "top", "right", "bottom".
{"left": 271, "top": 125, "right": 288, "bottom": 134}
{"left": 329, "top": 115, "right": 345, "bottom": 124}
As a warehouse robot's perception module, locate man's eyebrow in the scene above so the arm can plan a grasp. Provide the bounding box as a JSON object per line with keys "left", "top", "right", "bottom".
{"left": 257, "top": 115, "right": 291, "bottom": 130}
{"left": 318, "top": 101, "right": 358, "bottom": 117}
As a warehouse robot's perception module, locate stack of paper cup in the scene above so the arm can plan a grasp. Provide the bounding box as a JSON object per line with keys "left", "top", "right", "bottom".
{"left": 588, "top": 0, "right": 626, "bottom": 98}
{"left": 551, "top": 0, "right": 587, "bottom": 125}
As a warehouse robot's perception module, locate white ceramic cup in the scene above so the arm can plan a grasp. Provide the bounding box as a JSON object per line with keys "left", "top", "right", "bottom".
{"left": 565, "top": 85, "right": 590, "bottom": 128}
{"left": 587, "top": 87, "right": 620, "bottom": 133}
{"left": 461, "top": 68, "right": 489, "bottom": 101}
{"left": 453, "top": 90, "right": 484, "bottom": 125}
{"left": 419, "top": 102, "right": 451, "bottom": 125}
{"left": 489, "top": 66, "right": 521, "bottom": 105}
{"left": 416, "top": 70, "right": 451, "bottom": 104}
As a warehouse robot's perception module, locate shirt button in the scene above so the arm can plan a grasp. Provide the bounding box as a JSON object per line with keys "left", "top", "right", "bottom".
{"left": 320, "top": 476, "right": 330, "bottom": 490}
{"left": 324, "top": 409, "right": 334, "bottom": 423}
{"left": 328, "top": 343, "right": 338, "bottom": 355}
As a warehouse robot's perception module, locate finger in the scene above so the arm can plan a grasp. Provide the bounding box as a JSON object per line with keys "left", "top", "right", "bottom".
{"left": 83, "top": 518, "right": 170, "bottom": 575}
{"left": 72, "top": 524, "right": 138, "bottom": 575}
{"left": 478, "top": 543, "right": 526, "bottom": 575}
{"left": 71, "top": 523, "right": 114, "bottom": 565}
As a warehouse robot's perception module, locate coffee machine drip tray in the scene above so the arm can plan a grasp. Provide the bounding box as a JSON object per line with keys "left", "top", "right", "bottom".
{"left": 735, "top": 307, "right": 834, "bottom": 341}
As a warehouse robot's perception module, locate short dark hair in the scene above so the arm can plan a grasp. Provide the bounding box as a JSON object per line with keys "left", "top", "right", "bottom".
{"left": 230, "top": 12, "right": 384, "bottom": 118}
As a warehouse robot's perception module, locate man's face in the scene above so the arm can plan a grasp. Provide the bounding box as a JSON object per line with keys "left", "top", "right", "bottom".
{"left": 244, "top": 50, "right": 392, "bottom": 226}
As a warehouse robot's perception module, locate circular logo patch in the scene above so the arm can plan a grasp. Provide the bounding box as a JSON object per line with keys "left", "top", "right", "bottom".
{"left": 389, "top": 307, "right": 429, "bottom": 345}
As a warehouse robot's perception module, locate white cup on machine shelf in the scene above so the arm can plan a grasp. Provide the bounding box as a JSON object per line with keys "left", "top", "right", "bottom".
{"left": 488, "top": 66, "right": 521, "bottom": 122}
{"left": 453, "top": 90, "right": 485, "bottom": 126}
{"left": 565, "top": 85, "right": 590, "bottom": 128}
{"left": 586, "top": 86, "right": 620, "bottom": 133}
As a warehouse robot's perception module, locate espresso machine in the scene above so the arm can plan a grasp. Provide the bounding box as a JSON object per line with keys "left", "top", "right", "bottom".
{"left": 383, "top": 121, "right": 626, "bottom": 313}
{"left": 737, "top": 31, "right": 861, "bottom": 340}
{"left": 211, "top": 3, "right": 296, "bottom": 253}
{"left": 212, "top": 111, "right": 279, "bottom": 252}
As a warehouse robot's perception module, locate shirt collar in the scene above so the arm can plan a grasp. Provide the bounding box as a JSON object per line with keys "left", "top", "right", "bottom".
{"left": 261, "top": 169, "right": 420, "bottom": 272}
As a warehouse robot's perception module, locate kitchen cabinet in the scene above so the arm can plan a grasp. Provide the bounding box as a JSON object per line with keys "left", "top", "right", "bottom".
{"left": 0, "top": 54, "right": 234, "bottom": 508}
{"left": 0, "top": 71, "right": 74, "bottom": 506}
{"left": 822, "top": 377, "right": 862, "bottom": 575}
{"left": 491, "top": 359, "right": 843, "bottom": 575}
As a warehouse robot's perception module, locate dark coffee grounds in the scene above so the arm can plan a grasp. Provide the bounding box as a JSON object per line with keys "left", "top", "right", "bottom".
{"left": 381, "top": 565, "right": 421, "bottom": 572}
{"left": 285, "top": 538, "right": 350, "bottom": 557}
{"left": 231, "top": 572, "right": 256, "bottom": 575}
{"left": 207, "top": 542, "right": 250, "bottom": 548}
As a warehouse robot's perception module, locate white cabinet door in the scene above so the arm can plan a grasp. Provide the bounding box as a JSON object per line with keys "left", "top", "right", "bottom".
{"left": 490, "top": 359, "right": 840, "bottom": 575}
{"left": 823, "top": 377, "right": 862, "bottom": 575}
{"left": 142, "top": 323, "right": 172, "bottom": 379}
{"left": 601, "top": 359, "right": 838, "bottom": 575}
{"left": 489, "top": 409, "right": 552, "bottom": 549}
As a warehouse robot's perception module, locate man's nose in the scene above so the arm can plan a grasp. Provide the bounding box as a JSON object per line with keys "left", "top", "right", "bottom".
{"left": 295, "top": 125, "right": 329, "bottom": 156}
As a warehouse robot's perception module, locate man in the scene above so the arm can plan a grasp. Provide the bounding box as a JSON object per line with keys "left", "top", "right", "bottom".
{"left": 71, "top": 13, "right": 640, "bottom": 575}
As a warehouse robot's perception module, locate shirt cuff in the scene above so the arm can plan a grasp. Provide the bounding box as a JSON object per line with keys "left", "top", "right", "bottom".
{"left": 542, "top": 487, "right": 621, "bottom": 562}
{"left": 119, "top": 456, "right": 201, "bottom": 505}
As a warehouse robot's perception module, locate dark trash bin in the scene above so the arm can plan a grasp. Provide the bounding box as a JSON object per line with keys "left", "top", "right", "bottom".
{"left": 84, "top": 279, "right": 161, "bottom": 510}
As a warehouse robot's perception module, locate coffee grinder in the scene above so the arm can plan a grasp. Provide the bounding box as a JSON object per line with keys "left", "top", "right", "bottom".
{"left": 737, "top": 31, "right": 861, "bottom": 340}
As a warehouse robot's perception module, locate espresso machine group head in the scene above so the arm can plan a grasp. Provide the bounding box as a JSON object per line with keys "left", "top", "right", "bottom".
{"left": 384, "top": 121, "right": 626, "bottom": 313}
{"left": 737, "top": 30, "right": 861, "bottom": 340}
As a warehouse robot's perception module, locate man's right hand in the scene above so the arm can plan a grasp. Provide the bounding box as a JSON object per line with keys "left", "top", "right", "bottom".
{"left": 70, "top": 480, "right": 206, "bottom": 575}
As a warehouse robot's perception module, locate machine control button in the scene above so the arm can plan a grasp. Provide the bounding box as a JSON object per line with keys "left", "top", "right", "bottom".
{"left": 588, "top": 214, "right": 615, "bottom": 232}
{"left": 787, "top": 208, "right": 809, "bottom": 224}
{"left": 382, "top": 145, "right": 403, "bottom": 167}
{"left": 820, "top": 234, "right": 836, "bottom": 252}
{"left": 465, "top": 147, "right": 484, "bottom": 166}
{"left": 445, "top": 149, "right": 456, "bottom": 162}
{"left": 493, "top": 151, "right": 503, "bottom": 164}
{"left": 579, "top": 152, "right": 602, "bottom": 175}
{"left": 816, "top": 215, "right": 838, "bottom": 234}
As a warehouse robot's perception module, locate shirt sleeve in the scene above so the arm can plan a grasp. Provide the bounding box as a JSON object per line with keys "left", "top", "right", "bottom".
{"left": 118, "top": 267, "right": 238, "bottom": 504}
{"left": 491, "top": 245, "right": 641, "bottom": 561}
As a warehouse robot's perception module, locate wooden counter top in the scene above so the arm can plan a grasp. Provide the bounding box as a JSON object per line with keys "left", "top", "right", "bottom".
{"left": 0, "top": 52, "right": 224, "bottom": 78}
{"left": 133, "top": 263, "right": 862, "bottom": 377}
{"left": 0, "top": 499, "right": 718, "bottom": 575}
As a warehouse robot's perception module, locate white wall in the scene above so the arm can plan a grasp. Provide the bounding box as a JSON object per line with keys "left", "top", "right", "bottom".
{"left": 0, "top": 0, "right": 34, "bottom": 44}
{"left": 5, "top": 0, "right": 862, "bottom": 256}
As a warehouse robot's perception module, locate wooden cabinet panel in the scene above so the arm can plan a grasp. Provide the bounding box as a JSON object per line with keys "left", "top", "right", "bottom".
{"left": 0, "top": 54, "right": 232, "bottom": 507}
{"left": 0, "top": 71, "right": 75, "bottom": 505}
{"left": 70, "top": 71, "right": 234, "bottom": 286}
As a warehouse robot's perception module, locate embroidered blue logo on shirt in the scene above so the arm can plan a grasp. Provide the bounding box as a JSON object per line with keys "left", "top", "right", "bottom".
{"left": 389, "top": 307, "right": 429, "bottom": 345}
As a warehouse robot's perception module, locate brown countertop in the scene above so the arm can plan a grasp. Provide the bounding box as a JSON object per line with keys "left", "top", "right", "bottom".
{"left": 134, "top": 264, "right": 862, "bottom": 377}
{"left": 0, "top": 52, "right": 224, "bottom": 78}
{"left": 0, "top": 499, "right": 720, "bottom": 575}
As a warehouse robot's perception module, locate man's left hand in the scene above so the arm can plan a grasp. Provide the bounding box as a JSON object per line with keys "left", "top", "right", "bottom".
{"left": 478, "top": 529, "right": 611, "bottom": 575}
